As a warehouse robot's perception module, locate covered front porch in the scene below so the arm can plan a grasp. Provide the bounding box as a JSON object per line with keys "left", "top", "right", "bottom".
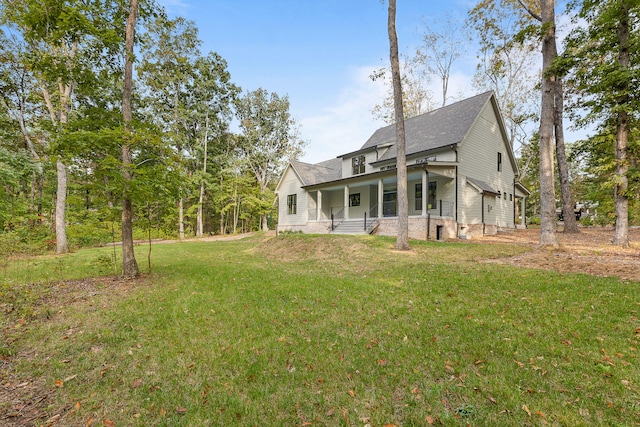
{"left": 304, "top": 164, "right": 457, "bottom": 237}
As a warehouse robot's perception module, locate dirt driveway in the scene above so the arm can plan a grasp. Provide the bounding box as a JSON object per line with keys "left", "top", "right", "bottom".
{"left": 480, "top": 226, "right": 640, "bottom": 282}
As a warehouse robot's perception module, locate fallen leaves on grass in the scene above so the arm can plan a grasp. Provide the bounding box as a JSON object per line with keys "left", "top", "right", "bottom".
{"left": 176, "top": 406, "right": 188, "bottom": 415}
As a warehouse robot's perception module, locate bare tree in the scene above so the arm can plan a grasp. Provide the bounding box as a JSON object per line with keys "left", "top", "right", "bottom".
{"left": 415, "top": 17, "right": 468, "bottom": 107}
{"left": 371, "top": 57, "right": 434, "bottom": 124}
{"left": 388, "top": 0, "right": 409, "bottom": 251}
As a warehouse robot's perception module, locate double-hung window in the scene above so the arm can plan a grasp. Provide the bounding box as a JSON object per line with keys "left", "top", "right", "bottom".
{"left": 352, "top": 155, "right": 366, "bottom": 175}
{"left": 287, "top": 194, "right": 297, "bottom": 215}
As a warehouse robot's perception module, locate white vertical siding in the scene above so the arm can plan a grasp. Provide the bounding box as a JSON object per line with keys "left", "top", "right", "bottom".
{"left": 458, "top": 102, "right": 516, "bottom": 228}
{"left": 277, "top": 167, "right": 307, "bottom": 226}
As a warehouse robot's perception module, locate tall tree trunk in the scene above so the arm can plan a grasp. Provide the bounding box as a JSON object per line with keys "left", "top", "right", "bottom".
{"left": 388, "top": 0, "right": 409, "bottom": 250}
{"left": 55, "top": 159, "right": 68, "bottom": 253}
{"left": 538, "top": 0, "right": 558, "bottom": 247}
{"left": 196, "top": 116, "right": 209, "bottom": 237}
{"left": 260, "top": 181, "right": 269, "bottom": 232}
{"left": 233, "top": 198, "right": 239, "bottom": 234}
{"left": 197, "top": 184, "right": 205, "bottom": 236}
{"left": 614, "top": 0, "right": 630, "bottom": 247}
{"left": 121, "top": 0, "right": 140, "bottom": 278}
{"left": 554, "top": 78, "right": 578, "bottom": 233}
{"left": 179, "top": 197, "right": 185, "bottom": 239}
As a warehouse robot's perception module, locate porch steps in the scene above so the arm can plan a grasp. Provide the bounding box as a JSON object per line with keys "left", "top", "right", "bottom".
{"left": 330, "top": 219, "right": 369, "bottom": 235}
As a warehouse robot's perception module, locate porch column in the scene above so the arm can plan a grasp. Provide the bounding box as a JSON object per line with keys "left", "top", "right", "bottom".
{"left": 317, "top": 190, "right": 322, "bottom": 221}
{"left": 378, "top": 179, "right": 383, "bottom": 218}
{"left": 344, "top": 185, "right": 349, "bottom": 220}
{"left": 520, "top": 196, "right": 526, "bottom": 226}
{"left": 421, "top": 169, "right": 428, "bottom": 217}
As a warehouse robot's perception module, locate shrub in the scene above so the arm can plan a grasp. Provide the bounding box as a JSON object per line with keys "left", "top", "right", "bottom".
{"left": 0, "top": 223, "right": 55, "bottom": 256}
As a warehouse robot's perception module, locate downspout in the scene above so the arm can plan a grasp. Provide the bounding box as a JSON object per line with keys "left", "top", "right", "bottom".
{"left": 275, "top": 195, "right": 279, "bottom": 236}
{"left": 481, "top": 192, "right": 486, "bottom": 236}
{"left": 426, "top": 168, "right": 431, "bottom": 240}
{"left": 512, "top": 180, "right": 516, "bottom": 229}
{"left": 454, "top": 146, "right": 459, "bottom": 230}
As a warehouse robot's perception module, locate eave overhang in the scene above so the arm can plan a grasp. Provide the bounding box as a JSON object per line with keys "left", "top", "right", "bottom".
{"left": 301, "top": 161, "right": 458, "bottom": 191}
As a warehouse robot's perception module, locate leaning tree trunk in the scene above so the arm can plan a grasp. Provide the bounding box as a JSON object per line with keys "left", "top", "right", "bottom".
{"left": 538, "top": 0, "right": 558, "bottom": 247}
{"left": 388, "top": 0, "right": 409, "bottom": 251}
{"left": 554, "top": 78, "right": 578, "bottom": 233}
{"left": 121, "top": 0, "right": 140, "bottom": 278}
{"left": 614, "top": 0, "right": 630, "bottom": 247}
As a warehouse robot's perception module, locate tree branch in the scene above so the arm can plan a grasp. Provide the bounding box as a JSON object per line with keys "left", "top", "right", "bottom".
{"left": 38, "top": 80, "right": 58, "bottom": 125}
{"left": 518, "top": 0, "right": 542, "bottom": 22}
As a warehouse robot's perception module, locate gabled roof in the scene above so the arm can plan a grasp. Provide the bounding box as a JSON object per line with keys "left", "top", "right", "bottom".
{"left": 290, "top": 158, "right": 342, "bottom": 187}
{"left": 467, "top": 177, "right": 500, "bottom": 195}
{"left": 358, "top": 91, "right": 494, "bottom": 162}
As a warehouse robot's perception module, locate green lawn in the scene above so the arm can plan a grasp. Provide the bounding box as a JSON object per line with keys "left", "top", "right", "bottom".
{"left": 2, "top": 234, "right": 639, "bottom": 426}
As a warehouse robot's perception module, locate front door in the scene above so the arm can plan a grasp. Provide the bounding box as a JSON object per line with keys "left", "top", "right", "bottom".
{"left": 383, "top": 191, "right": 397, "bottom": 217}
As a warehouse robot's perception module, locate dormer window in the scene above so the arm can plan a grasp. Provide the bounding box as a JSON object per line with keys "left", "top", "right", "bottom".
{"left": 352, "top": 155, "right": 366, "bottom": 175}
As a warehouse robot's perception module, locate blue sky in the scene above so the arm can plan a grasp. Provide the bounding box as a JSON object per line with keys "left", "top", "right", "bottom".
{"left": 156, "top": 1, "right": 496, "bottom": 163}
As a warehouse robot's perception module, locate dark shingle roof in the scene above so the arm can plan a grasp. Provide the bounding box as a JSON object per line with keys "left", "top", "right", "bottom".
{"left": 286, "top": 92, "right": 499, "bottom": 188}
{"left": 360, "top": 91, "right": 494, "bottom": 162}
{"left": 467, "top": 177, "right": 499, "bottom": 195}
{"left": 291, "top": 158, "right": 342, "bottom": 186}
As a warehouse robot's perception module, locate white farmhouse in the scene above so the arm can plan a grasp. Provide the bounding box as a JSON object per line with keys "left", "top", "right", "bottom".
{"left": 275, "top": 91, "right": 529, "bottom": 240}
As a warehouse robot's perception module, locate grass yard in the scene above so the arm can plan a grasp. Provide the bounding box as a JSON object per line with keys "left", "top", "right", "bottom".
{"left": 1, "top": 234, "right": 639, "bottom": 426}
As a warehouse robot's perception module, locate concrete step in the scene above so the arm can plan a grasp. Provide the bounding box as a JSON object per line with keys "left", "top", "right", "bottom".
{"left": 331, "top": 220, "right": 377, "bottom": 235}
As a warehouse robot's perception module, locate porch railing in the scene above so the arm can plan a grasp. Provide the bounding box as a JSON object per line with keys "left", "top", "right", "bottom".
{"left": 439, "top": 200, "right": 454, "bottom": 217}
{"left": 364, "top": 205, "right": 379, "bottom": 232}
{"left": 330, "top": 206, "right": 345, "bottom": 230}
{"left": 408, "top": 199, "right": 455, "bottom": 217}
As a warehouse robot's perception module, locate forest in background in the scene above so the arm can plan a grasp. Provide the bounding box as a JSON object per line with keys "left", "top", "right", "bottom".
{"left": 1, "top": 0, "right": 638, "bottom": 259}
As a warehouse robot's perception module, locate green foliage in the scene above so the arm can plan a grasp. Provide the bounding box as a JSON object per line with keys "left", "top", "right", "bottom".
{"left": 570, "top": 127, "right": 640, "bottom": 226}
{"left": 0, "top": 223, "right": 55, "bottom": 257}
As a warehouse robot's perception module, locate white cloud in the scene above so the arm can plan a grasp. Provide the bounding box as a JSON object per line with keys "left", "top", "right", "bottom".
{"left": 297, "top": 66, "right": 481, "bottom": 164}
{"left": 298, "top": 66, "right": 388, "bottom": 164}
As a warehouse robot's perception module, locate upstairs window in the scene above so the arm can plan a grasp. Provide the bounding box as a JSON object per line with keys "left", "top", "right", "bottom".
{"left": 287, "top": 194, "right": 297, "bottom": 215}
{"left": 352, "top": 155, "right": 366, "bottom": 175}
{"left": 497, "top": 152, "right": 503, "bottom": 172}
